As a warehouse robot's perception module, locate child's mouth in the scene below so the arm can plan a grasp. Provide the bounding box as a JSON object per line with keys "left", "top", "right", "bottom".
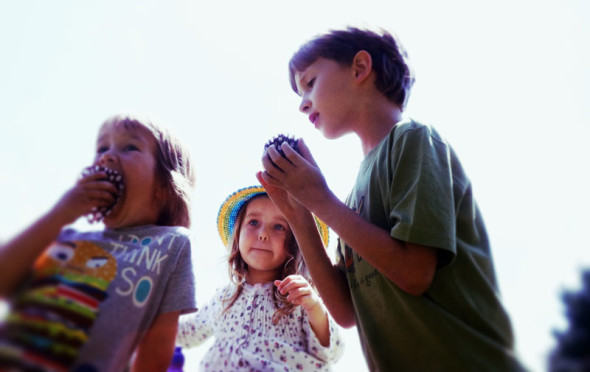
{"left": 80, "top": 165, "right": 126, "bottom": 223}
{"left": 309, "top": 112, "right": 319, "bottom": 126}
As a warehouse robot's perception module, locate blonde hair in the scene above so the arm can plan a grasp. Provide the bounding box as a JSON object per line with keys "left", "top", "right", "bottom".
{"left": 222, "top": 194, "right": 311, "bottom": 324}
{"left": 100, "top": 114, "right": 196, "bottom": 228}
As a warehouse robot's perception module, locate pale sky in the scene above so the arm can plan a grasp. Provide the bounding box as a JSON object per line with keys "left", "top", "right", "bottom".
{"left": 1, "top": 1, "right": 588, "bottom": 371}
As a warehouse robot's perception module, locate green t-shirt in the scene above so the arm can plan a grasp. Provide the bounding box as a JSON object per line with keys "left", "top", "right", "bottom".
{"left": 336, "top": 119, "right": 525, "bottom": 371}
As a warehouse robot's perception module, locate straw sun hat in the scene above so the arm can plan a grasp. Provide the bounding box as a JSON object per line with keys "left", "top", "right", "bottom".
{"left": 217, "top": 185, "right": 329, "bottom": 248}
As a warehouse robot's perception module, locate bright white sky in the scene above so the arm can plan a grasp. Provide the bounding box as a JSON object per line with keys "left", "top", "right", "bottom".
{"left": 1, "top": 1, "right": 588, "bottom": 371}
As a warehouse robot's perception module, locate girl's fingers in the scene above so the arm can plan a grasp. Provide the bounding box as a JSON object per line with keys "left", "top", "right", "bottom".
{"left": 287, "top": 287, "right": 309, "bottom": 299}
{"left": 87, "top": 190, "right": 117, "bottom": 205}
{"left": 78, "top": 172, "right": 119, "bottom": 194}
{"left": 276, "top": 276, "right": 318, "bottom": 309}
{"left": 276, "top": 276, "right": 305, "bottom": 294}
{"left": 284, "top": 284, "right": 312, "bottom": 301}
{"left": 78, "top": 179, "right": 119, "bottom": 196}
{"left": 71, "top": 184, "right": 117, "bottom": 206}
{"left": 288, "top": 290, "right": 316, "bottom": 308}
{"left": 78, "top": 171, "right": 109, "bottom": 184}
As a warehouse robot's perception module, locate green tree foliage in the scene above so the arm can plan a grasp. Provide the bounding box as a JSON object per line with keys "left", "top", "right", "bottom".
{"left": 549, "top": 269, "right": 590, "bottom": 371}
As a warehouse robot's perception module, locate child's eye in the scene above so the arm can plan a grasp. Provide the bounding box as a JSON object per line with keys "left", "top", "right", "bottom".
{"left": 124, "top": 144, "right": 139, "bottom": 151}
{"left": 274, "top": 224, "right": 286, "bottom": 231}
{"left": 97, "top": 146, "right": 108, "bottom": 154}
{"left": 307, "top": 78, "right": 316, "bottom": 88}
{"left": 248, "top": 219, "right": 259, "bottom": 227}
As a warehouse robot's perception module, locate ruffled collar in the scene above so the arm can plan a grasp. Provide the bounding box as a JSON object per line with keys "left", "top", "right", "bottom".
{"left": 242, "top": 281, "right": 274, "bottom": 295}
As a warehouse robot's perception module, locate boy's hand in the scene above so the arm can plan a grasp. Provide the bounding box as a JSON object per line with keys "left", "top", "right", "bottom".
{"left": 260, "top": 138, "right": 329, "bottom": 211}
{"left": 256, "top": 171, "right": 308, "bottom": 222}
{"left": 51, "top": 171, "right": 118, "bottom": 224}
{"left": 275, "top": 275, "right": 323, "bottom": 315}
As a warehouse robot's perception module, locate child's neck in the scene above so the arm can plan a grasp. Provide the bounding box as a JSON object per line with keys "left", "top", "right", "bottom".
{"left": 357, "top": 103, "right": 404, "bottom": 156}
{"left": 245, "top": 271, "right": 276, "bottom": 285}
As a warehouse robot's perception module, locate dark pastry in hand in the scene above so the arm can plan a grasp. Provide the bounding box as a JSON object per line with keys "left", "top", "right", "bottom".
{"left": 264, "top": 134, "right": 300, "bottom": 157}
{"left": 80, "top": 165, "right": 125, "bottom": 223}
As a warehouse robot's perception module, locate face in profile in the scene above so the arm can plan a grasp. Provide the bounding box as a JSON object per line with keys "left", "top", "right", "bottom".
{"left": 295, "top": 58, "right": 358, "bottom": 139}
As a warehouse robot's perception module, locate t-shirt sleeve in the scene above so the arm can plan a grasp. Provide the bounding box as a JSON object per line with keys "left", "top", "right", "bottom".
{"left": 158, "top": 235, "right": 197, "bottom": 314}
{"left": 388, "top": 125, "right": 456, "bottom": 265}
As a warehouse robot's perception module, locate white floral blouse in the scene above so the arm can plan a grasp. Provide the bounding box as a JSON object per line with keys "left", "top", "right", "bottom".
{"left": 177, "top": 282, "right": 344, "bottom": 371}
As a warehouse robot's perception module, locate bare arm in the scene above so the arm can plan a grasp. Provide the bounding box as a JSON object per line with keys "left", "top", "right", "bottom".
{"left": 306, "top": 192, "right": 437, "bottom": 295}
{"left": 0, "top": 172, "right": 117, "bottom": 296}
{"left": 131, "top": 311, "right": 180, "bottom": 372}
{"left": 260, "top": 140, "right": 437, "bottom": 297}
{"left": 257, "top": 172, "right": 356, "bottom": 327}
{"left": 274, "top": 275, "right": 330, "bottom": 345}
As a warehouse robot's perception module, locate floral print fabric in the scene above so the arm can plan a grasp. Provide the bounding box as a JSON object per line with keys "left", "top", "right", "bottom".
{"left": 177, "top": 282, "right": 343, "bottom": 371}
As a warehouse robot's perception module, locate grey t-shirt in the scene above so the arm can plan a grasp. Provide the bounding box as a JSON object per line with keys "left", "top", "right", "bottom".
{"left": 0, "top": 224, "right": 196, "bottom": 372}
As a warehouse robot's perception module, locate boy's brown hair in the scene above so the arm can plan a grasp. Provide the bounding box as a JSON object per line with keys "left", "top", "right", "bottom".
{"left": 289, "top": 27, "right": 415, "bottom": 109}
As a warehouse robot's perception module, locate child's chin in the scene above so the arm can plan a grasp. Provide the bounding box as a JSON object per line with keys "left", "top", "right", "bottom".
{"left": 102, "top": 208, "right": 122, "bottom": 228}
{"left": 101, "top": 217, "right": 118, "bottom": 229}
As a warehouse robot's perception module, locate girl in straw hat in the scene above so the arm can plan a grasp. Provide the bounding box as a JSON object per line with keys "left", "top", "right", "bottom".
{"left": 177, "top": 185, "right": 343, "bottom": 371}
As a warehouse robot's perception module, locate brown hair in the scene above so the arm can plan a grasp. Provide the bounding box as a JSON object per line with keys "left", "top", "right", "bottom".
{"left": 100, "top": 114, "right": 196, "bottom": 228}
{"left": 289, "top": 26, "right": 415, "bottom": 109}
{"left": 222, "top": 194, "right": 310, "bottom": 324}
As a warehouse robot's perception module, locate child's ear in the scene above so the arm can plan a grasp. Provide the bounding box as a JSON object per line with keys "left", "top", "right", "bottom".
{"left": 352, "top": 50, "right": 372, "bottom": 82}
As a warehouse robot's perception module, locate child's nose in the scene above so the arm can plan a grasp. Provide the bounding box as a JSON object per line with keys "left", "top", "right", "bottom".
{"left": 258, "top": 228, "right": 269, "bottom": 241}
{"left": 97, "top": 150, "right": 116, "bottom": 166}
{"left": 299, "top": 98, "right": 311, "bottom": 113}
